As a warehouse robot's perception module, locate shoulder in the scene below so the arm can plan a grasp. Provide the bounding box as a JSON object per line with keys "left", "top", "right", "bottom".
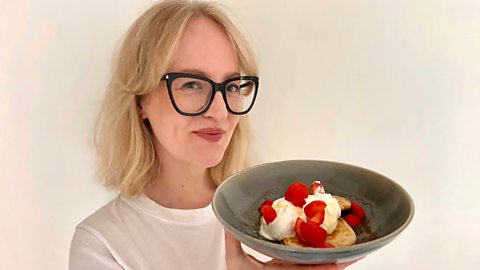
{"left": 70, "top": 196, "right": 128, "bottom": 269}
{"left": 75, "top": 196, "right": 123, "bottom": 234}
{"left": 73, "top": 194, "right": 149, "bottom": 245}
{"left": 73, "top": 194, "right": 145, "bottom": 248}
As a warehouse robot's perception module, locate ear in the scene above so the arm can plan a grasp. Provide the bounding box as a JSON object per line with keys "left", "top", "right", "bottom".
{"left": 138, "top": 97, "right": 148, "bottom": 120}
{"left": 140, "top": 108, "right": 147, "bottom": 120}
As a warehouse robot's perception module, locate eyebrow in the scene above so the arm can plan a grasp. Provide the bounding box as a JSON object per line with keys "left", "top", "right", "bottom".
{"left": 177, "top": 69, "right": 241, "bottom": 81}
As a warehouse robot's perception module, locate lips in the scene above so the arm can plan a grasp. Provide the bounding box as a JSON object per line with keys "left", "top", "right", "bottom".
{"left": 193, "top": 128, "right": 225, "bottom": 142}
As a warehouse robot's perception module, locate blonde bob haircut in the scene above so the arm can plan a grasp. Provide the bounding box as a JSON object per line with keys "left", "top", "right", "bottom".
{"left": 94, "top": 0, "right": 258, "bottom": 196}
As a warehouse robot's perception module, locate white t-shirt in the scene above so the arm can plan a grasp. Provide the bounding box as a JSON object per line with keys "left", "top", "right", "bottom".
{"left": 69, "top": 194, "right": 269, "bottom": 270}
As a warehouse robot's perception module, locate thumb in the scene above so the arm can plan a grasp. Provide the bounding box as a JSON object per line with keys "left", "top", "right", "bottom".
{"left": 225, "top": 231, "right": 263, "bottom": 270}
{"left": 224, "top": 231, "right": 244, "bottom": 257}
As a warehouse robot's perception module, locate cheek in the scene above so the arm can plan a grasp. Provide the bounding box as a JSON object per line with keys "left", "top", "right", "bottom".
{"left": 158, "top": 115, "right": 187, "bottom": 142}
{"left": 145, "top": 90, "right": 189, "bottom": 146}
{"left": 149, "top": 112, "right": 194, "bottom": 162}
{"left": 228, "top": 116, "right": 240, "bottom": 136}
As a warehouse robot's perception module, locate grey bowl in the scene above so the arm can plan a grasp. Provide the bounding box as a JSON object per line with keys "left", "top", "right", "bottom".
{"left": 212, "top": 160, "right": 414, "bottom": 264}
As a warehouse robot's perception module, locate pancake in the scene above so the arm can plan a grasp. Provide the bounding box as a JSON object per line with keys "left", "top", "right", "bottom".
{"left": 282, "top": 218, "right": 356, "bottom": 248}
{"left": 333, "top": 196, "right": 351, "bottom": 211}
{"left": 282, "top": 236, "right": 309, "bottom": 248}
{"left": 325, "top": 217, "right": 356, "bottom": 247}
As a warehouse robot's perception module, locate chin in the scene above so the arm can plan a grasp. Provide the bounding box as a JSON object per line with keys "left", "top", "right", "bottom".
{"left": 199, "top": 152, "right": 226, "bottom": 168}
{"left": 204, "top": 157, "right": 225, "bottom": 168}
{"left": 193, "top": 144, "right": 228, "bottom": 167}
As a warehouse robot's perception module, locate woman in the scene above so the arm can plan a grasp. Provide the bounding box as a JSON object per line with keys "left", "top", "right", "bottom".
{"left": 69, "top": 1, "right": 356, "bottom": 269}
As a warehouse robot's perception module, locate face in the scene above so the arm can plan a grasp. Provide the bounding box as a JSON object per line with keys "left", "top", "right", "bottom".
{"left": 140, "top": 17, "right": 240, "bottom": 170}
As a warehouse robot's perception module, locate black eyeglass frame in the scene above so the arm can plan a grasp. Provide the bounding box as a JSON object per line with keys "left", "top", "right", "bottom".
{"left": 160, "top": 72, "right": 259, "bottom": 116}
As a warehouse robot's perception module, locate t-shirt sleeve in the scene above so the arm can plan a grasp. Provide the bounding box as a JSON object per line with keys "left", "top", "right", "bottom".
{"left": 69, "top": 227, "right": 124, "bottom": 270}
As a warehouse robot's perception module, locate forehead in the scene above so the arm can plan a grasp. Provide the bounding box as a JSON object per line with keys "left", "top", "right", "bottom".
{"left": 168, "top": 17, "right": 239, "bottom": 81}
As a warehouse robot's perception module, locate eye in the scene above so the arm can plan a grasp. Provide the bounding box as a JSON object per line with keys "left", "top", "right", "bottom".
{"left": 181, "top": 81, "right": 202, "bottom": 89}
{"left": 226, "top": 84, "right": 240, "bottom": 93}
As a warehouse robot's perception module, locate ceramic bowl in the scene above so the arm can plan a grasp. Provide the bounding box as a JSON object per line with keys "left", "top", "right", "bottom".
{"left": 212, "top": 160, "right": 414, "bottom": 264}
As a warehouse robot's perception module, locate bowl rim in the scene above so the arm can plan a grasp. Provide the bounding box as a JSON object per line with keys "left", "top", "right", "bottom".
{"left": 212, "top": 159, "right": 415, "bottom": 254}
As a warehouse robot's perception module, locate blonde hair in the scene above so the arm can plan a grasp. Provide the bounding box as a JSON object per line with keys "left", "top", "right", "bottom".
{"left": 94, "top": 0, "right": 258, "bottom": 196}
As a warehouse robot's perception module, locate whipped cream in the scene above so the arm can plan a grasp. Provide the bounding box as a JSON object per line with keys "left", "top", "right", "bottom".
{"left": 259, "top": 198, "right": 301, "bottom": 241}
{"left": 305, "top": 193, "right": 341, "bottom": 234}
{"left": 259, "top": 183, "right": 341, "bottom": 240}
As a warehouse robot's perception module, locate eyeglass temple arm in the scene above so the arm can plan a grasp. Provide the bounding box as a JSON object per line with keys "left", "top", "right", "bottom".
{"left": 240, "top": 81, "right": 253, "bottom": 88}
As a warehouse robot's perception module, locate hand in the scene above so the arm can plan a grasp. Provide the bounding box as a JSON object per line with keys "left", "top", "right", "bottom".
{"left": 224, "top": 232, "right": 359, "bottom": 270}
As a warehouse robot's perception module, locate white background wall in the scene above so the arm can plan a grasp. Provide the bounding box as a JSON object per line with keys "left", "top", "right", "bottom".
{"left": 1, "top": 0, "right": 479, "bottom": 269}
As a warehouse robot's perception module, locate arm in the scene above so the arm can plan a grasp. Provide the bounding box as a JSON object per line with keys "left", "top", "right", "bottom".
{"left": 69, "top": 227, "right": 124, "bottom": 270}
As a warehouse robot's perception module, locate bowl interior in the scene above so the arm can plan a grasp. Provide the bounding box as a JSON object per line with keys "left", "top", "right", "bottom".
{"left": 213, "top": 160, "right": 413, "bottom": 255}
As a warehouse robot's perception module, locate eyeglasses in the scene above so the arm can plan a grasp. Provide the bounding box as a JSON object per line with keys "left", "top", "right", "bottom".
{"left": 161, "top": 72, "right": 259, "bottom": 116}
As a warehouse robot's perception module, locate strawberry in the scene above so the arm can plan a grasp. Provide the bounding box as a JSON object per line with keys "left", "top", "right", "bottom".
{"left": 309, "top": 181, "right": 325, "bottom": 195}
{"left": 350, "top": 201, "right": 366, "bottom": 220}
{"left": 295, "top": 218, "right": 328, "bottom": 247}
{"left": 343, "top": 213, "right": 362, "bottom": 227}
{"left": 285, "top": 182, "right": 309, "bottom": 207}
{"left": 259, "top": 199, "right": 274, "bottom": 211}
{"left": 294, "top": 218, "right": 308, "bottom": 243}
{"left": 304, "top": 200, "right": 327, "bottom": 224}
{"left": 315, "top": 242, "right": 334, "bottom": 248}
{"left": 260, "top": 204, "right": 277, "bottom": 225}
{"left": 299, "top": 221, "right": 327, "bottom": 247}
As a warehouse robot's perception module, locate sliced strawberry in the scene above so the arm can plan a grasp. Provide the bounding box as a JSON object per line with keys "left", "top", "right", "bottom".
{"left": 299, "top": 221, "right": 327, "bottom": 246}
{"left": 350, "top": 201, "right": 366, "bottom": 220}
{"left": 285, "top": 182, "right": 308, "bottom": 207}
{"left": 294, "top": 218, "right": 308, "bottom": 243}
{"left": 315, "top": 242, "right": 334, "bottom": 248}
{"left": 309, "top": 181, "right": 325, "bottom": 195}
{"left": 260, "top": 205, "right": 277, "bottom": 225}
{"left": 295, "top": 218, "right": 328, "bottom": 247}
{"left": 304, "top": 200, "right": 327, "bottom": 224}
{"left": 259, "top": 199, "right": 274, "bottom": 211}
{"left": 343, "top": 214, "right": 362, "bottom": 227}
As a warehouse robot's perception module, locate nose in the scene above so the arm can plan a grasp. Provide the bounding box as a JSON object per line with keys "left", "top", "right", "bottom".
{"left": 203, "top": 91, "right": 228, "bottom": 120}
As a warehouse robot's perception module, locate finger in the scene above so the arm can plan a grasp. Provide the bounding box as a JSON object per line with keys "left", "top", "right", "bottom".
{"left": 224, "top": 231, "right": 243, "bottom": 257}
{"left": 335, "top": 258, "right": 363, "bottom": 269}
{"left": 265, "top": 258, "right": 361, "bottom": 270}
{"left": 266, "top": 261, "right": 338, "bottom": 270}
{"left": 314, "top": 258, "right": 361, "bottom": 270}
{"left": 265, "top": 263, "right": 336, "bottom": 270}
{"left": 268, "top": 258, "right": 292, "bottom": 265}
{"left": 224, "top": 232, "right": 264, "bottom": 269}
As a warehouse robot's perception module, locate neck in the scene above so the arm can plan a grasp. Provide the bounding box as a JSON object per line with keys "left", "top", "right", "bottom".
{"left": 144, "top": 149, "right": 217, "bottom": 210}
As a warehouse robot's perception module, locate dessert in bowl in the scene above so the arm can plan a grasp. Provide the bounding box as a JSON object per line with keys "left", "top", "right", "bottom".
{"left": 212, "top": 160, "right": 414, "bottom": 264}
{"left": 259, "top": 180, "right": 363, "bottom": 249}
